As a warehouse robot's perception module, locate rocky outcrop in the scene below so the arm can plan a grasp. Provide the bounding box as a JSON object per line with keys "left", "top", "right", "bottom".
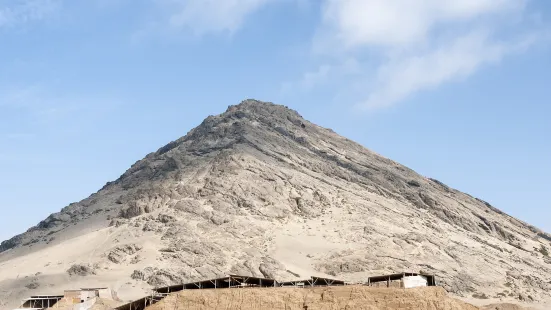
{"left": 107, "top": 244, "right": 143, "bottom": 264}
{"left": 131, "top": 267, "right": 191, "bottom": 287}
{"left": 67, "top": 264, "right": 97, "bottom": 277}
{"left": 0, "top": 235, "right": 22, "bottom": 253}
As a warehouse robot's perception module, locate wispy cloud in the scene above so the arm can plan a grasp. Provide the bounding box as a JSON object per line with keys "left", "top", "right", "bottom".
{"left": 156, "top": 0, "right": 273, "bottom": 35}
{"left": 131, "top": 0, "right": 281, "bottom": 42}
{"left": 0, "top": 85, "right": 122, "bottom": 123}
{"left": 292, "top": 0, "right": 540, "bottom": 109}
{"left": 0, "top": 0, "right": 60, "bottom": 28}
{"left": 363, "top": 31, "right": 537, "bottom": 109}
{"left": 281, "top": 58, "right": 360, "bottom": 94}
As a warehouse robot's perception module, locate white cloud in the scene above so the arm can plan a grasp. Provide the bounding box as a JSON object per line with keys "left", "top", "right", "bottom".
{"left": 0, "top": 0, "right": 59, "bottom": 28}
{"left": 136, "top": 0, "right": 306, "bottom": 40}
{"left": 304, "top": 0, "right": 537, "bottom": 109}
{"left": 282, "top": 58, "right": 360, "bottom": 93}
{"left": 321, "top": 0, "right": 525, "bottom": 49}
{"left": 162, "top": 0, "right": 273, "bottom": 35}
{"left": 363, "top": 30, "right": 536, "bottom": 109}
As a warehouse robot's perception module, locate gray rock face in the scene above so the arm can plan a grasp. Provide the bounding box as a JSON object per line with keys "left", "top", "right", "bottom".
{"left": 107, "top": 244, "right": 143, "bottom": 264}
{"left": 1, "top": 99, "right": 550, "bottom": 307}
{"left": 67, "top": 264, "right": 97, "bottom": 277}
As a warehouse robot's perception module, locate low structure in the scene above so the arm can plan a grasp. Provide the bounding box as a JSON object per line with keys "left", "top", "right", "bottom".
{"left": 112, "top": 293, "right": 165, "bottom": 310}
{"left": 117, "top": 275, "right": 348, "bottom": 310}
{"left": 278, "top": 276, "right": 347, "bottom": 287}
{"left": 154, "top": 275, "right": 346, "bottom": 293}
{"left": 16, "top": 295, "right": 64, "bottom": 309}
{"left": 115, "top": 272, "right": 439, "bottom": 310}
{"left": 63, "top": 288, "right": 103, "bottom": 304}
{"left": 154, "top": 275, "right": 277, "bottom": 294}
{"left": 367, "top": 273, "right": 437, "bottom": 288}
{"left": 16, "top": 288, "right": 113, "bottom": 310}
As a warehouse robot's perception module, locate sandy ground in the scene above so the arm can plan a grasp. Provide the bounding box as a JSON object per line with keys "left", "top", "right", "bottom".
{"left": 461, "top": 297, "right": 551, "bottom": 310}
{"left": 0, "top": 226, "right": 154, "bottom": 309}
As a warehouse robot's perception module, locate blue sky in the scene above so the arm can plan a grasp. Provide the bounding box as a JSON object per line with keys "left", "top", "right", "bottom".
{"left": 0, "top": 0, "right": 550, "bottom": 241}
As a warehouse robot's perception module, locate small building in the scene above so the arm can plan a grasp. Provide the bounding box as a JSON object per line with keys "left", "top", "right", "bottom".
{"left": 16, "top": 288, "right": 113, "bottom": 310}
{"left": 367, "top": 273, "right": 437, "bottom": 289}
{"left": 62, "top": 288, "right": 102, "bottom": 304}
{"left": 81, "top": 288, "right": 109, "bottom": 300}
{"left": 63, "top": 290, "right": 83, "bottom": 304}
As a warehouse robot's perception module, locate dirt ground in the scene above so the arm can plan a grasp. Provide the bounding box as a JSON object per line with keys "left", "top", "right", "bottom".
{"left": 462, "top": 297, "right": 549, "bottom": 310}
{"left": 147, "top": 286, "right": 480, "bottom": 310}
{"left": 480, "top": 304, "right": 528, "bottom": 310}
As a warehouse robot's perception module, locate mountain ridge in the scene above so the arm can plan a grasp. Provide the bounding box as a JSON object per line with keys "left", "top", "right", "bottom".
{"left": 1, "top": 99, "right": 550, "bottom": 309}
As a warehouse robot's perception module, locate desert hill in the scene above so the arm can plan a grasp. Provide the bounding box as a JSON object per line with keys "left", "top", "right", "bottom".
{"left": 1, "top": 100, "right": 550, "bottom": 309}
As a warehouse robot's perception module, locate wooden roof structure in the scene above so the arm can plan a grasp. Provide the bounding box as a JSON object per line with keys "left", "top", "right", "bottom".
{"left": 154, "top": 274, "right": 277, "bottom": 294}
{"left": 278, "top": 276, "right": 347, "bottom": 287}
{"left": 19, "top": 295, "right": 64, "bottom": 309}
{"left": 367, "top": 272, "right": 437, "bottom": 286}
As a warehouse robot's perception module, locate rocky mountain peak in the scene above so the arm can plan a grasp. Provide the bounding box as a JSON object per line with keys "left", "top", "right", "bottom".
{"left": 148, "top": 99, "right": 306, "bottom": 159}
{"left": 226, "top": 99, "right": 304, "bottom": 120}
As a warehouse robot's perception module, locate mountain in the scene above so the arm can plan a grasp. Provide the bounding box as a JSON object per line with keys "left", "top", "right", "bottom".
{"left": 1, "top": 100, "right": 550, "bottom": 309}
